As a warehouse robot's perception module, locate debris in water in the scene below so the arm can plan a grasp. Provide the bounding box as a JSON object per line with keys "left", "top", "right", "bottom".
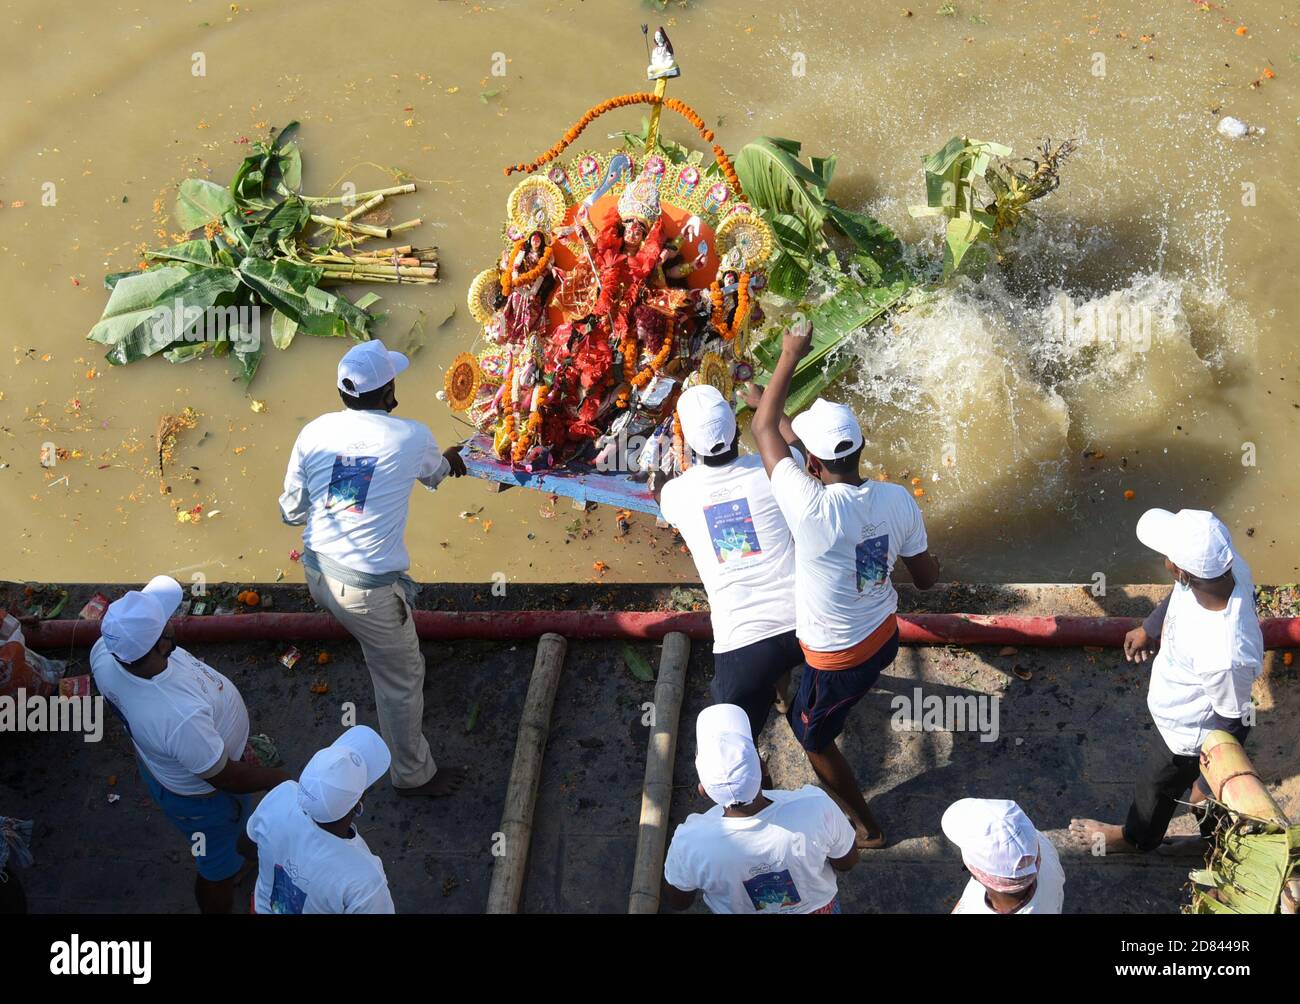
{"left": 1216, "top": 115, "right": 1261, "bottom": 138}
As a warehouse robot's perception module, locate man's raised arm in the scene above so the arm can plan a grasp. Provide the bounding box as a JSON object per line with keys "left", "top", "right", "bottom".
{"left": 751, "top": 317, "right": 813, "bottom": 477}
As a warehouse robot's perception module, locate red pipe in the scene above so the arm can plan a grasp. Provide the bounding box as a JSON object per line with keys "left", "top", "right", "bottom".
{"left": 20, "top": 610, "right": 1300, "bottom": 650}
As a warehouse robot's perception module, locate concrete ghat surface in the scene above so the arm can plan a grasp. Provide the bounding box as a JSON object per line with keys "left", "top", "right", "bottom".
{"left": 2, "top": 583, "right": 1297, "bottom": 914}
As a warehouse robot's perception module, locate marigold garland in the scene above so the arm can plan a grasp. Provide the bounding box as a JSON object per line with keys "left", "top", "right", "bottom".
{"left": 502, "top": 94, "right": 745, "bottom": 201}
{"left": 631, "top": 327, "right": 674, "bottom": 389}
{"left": 709, "top": 272, "right": 751, "bottom": 342}
{"left": 672, "top": 410, "right": 690, "bottom": 472}
{"left": 501, "top": 239, "right": 554, "bottom": 296}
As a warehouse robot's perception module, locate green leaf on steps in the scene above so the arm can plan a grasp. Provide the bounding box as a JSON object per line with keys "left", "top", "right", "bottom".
{"left": 622, "top": 644, "right": 656, "bottom": 682}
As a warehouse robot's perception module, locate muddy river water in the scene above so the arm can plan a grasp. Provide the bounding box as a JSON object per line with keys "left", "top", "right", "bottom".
{"left": 1, "top": 0, "right": 1297, "bottom": 588}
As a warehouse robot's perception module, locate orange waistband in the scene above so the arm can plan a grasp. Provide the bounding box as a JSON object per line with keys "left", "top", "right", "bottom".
{"left": 800, "top": 614, "right": 898, "bottom": 671}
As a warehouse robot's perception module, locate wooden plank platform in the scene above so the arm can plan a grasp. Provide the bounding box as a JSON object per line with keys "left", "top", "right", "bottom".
{"left": 462, "top": 434, "right": 661, "bottom": 516}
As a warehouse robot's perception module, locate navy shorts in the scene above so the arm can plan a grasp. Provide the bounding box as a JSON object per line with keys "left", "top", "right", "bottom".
{"left": 138, "top": 761, "right": 250, "bottom": 882}
{"left": 712, "top": 630, "right": 804, "bottom": 740}
{"left": 787, "top": 629, "right": 900, "bottom": 752}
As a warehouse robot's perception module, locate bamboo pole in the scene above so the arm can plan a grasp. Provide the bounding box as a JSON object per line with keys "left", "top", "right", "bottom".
{"left": 303, "top": 183, "right": 415, "bottom": 206}
{"left": 389, "top": 217, "right": 423, "bottom": 234}
{"left": 1200, "top": 730, "right": 1290, "bottom": 829}
{"left": 628, "top": 631, "right": 691, "bottom": 914}
{"left": 339, "top": 192, "right": 385, "bottom": 222}
{"left": 310, "top": 214, "right": 391, "bottom": 239}
{"left": 486, "top": 632, "right": 568, "bottom": 914}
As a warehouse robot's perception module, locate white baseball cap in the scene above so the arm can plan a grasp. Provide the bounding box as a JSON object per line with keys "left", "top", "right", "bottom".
{"left": 694, "top": 704, "right": 762, "bottom": 807}
{"left": 940, "top": 798, "right": 1040, "bottom": 881}
{"left": 676, "top": 384, "right": 737, "bottom": 457}
{"left": 99, "top": 575, "right": 185, "bottom": 663}
{"left": 791, "top": 398, "right": 864, "bottom": 461}
{"left": 297, "top": 726, "right": 392, "bottom": 823}
{"left": 337, "top": 339, "right": 410, "bottom": 397}
{"left": 1135, "top": 508, "right": 1234, "bottom": 579}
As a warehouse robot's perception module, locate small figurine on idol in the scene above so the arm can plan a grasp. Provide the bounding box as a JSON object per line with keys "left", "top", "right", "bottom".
{"left": 644, "top": 25, "right": 680, "bottom": 81}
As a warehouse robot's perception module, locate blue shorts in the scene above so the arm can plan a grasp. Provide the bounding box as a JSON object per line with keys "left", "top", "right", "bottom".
{"left": 138, "top": 761, "right": 250, "bottom": 882}
{"left": 712, "top": 630, "right": 805, "bottom": 740}
{"left": 787, "top": 629, "right": 900, "bottom": 752}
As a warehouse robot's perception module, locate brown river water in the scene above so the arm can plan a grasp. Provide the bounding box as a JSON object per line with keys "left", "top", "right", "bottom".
{"left": 1, "top": 0, "right": 1297, "bottom": 588}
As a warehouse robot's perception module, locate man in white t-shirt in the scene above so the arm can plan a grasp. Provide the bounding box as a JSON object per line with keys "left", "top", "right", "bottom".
{"left": 656, "top": 384, "right": 803, "bottom": 741}
{"left": 752, "top": 322, "right": 940, "bottom": 849}
{"left": 247, "top": 725, "right": 396, "bottom": 914}
{"left": 661, "top": 704, "right": 859, "bottom": 914}
{"left": 280, "top": 340, "right": 467, "bottom": 798}
{"left": 941, "top": 798, "right": 1065, "bottom": 914}
{"left": 90, "top": 575, "right": 291, "bottom": 913}
{"left": 1070, "top": 508, "right": 1263, "bottom": 854}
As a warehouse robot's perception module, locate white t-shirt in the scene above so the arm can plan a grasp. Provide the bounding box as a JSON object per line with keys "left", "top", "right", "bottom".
{"left": 768, "top": 458, "right": 929, "bottom": 651}
{"left": 663, "top": 785, "right": 856, "bottom": 914}
{"left": 952, "top": 834, "right": 1066, "bottom": 914}
{"left": 659, "top": 452, "right": 800, "bottom": 653}
{"left": 1147, "top": 550, "right": 1263, "bottom": 756}
{"left": 247, "top": 781, "right": 395, "bottom": 914}
{"left": 280, "top": 409, "right": 451, "bottom": 575}
{"left": 90, "top": 642, "right": 250, "bottom": 796}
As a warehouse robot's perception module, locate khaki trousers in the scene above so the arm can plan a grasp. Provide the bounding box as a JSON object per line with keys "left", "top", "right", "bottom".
{"left": 304, "top": 565, "right": 437, "bottom": 788}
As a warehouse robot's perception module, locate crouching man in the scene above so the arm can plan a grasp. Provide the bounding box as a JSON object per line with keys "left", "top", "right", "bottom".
{"left": 661, "top": 704, "right": 859, "bottom": 914}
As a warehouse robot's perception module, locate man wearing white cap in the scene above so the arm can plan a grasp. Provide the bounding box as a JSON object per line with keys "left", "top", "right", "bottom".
{"left": 90, "top": 575, "right": 292, "bottom": 913}
{"left": 661, "top": 704, "right": 859, "bottom": 914}
{"left": 656, "top": 384, "right": 803, "bottom": 741}
{"left": 1070, "top": 508, "right": 1263, "bottom": 854}
{"left": 246, "top": 725, "right": 395, "bottom": 913}
{"left": 941, "top": 798, "right": 1065, "bottom": 914}
{"left": 751, "top": 322, "right": 940, "bottom": 849}
{"left": 280, "top": 339, "right": 468, "bottom": 798}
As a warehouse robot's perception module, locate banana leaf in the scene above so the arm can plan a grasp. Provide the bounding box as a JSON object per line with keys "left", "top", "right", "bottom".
{"left": 174, "top": 179, "right": 238, "bottom": 232}
{"left": 87, "top": 266, "right": 192, "bottom": 346}
{"left": 237, "top": 259, "right": 371, "bottom": 339}
{"left": 1192, "top": 824, "right": 1300, "bottom": 914}
{"left": 247, "top": 196, "right": 309, "bottom": 254}
{"left": 908, "top": 136, "right": 1010, "bottom": 277}
{"left": 102, "top": 267, "right": 242, "bottom": 366}
{"left": 146, "top": 239, "right": 220, "bottom": 267}
{"left": 162, "top": 342, "right": 214, "bottom": 364}
{"left": 734, "top": 137, "right": 830, "bottom": 258}
{"left": 269, "top": 309, "right": 299, "bottom": 351}
{"left": 230, "top": 121, "right": 302, "bottom": 209}
{"left": 233, "top": 337, "right": 264, "bottom": 385}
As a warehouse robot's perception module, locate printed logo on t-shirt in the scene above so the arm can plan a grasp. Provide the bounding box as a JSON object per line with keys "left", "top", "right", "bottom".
{"left": 703, "top": 497, "right": 762, "bottom": 564}
{"left": 326, "top": 454, "right": 378, "bottom": 516}
{"left": 855, "top": 534, "right": 889, "bottom": 591}
{"left": 742, "top": 869, "right": 802, "bottom": 912}
{"left": 269, "top": 863, "right": 307, "bottom": 915}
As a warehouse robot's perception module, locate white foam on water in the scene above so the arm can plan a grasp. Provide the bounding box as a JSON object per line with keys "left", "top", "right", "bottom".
{"left": 833, "top": 211, "right": 1254, "bottom": 526}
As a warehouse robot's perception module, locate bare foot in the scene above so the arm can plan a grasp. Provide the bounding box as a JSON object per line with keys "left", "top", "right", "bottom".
{"left": 1068, "top": 817, "right": 1139, "bottom": 854}
{"left": 395, "top": 765, "right": 468, "bottom": 798}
